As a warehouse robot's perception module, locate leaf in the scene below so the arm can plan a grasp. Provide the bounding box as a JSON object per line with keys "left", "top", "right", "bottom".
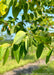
{"left": 8, "top": 16, "right": 13, "bottom": 20}
{"left": 36, "top": 43, "right": 44, "bottom": 59}
{"left": 3, "top": 46, "right": 10, "bottom": 65}
{"left": 0, "top": 43, "right": 10, "bottom": 61}
{"left": 6, "top": 0, "right": 13, "bottom": 7}
{"left": 0, "top": 46, "right": 3, "bottom": 61}
{"left": 0, "top": 1, "right": 8, "bottom": 17}
{"left": 22, "top": 14, "right": 25, "bottom": 20}
{"left": 24, "top": 3, "right": 28, "bottom": 13}
{"left": 38, "top": 10, "right": 42, "bottom": 15}
{"left": 29, "top": 36, "right": 32, "bottom": 47}
{"left": 13, "top": 46, "right": 21, "bottom": 63}
{"left": 11, "top": 48, "right": 14, "bottom": 59}
{"left": 13, "top": 31, "right": 26, "bottom": 44}
{"left": 12, "top": 0, "right": 17, "bottom": 18}
{"left": 19, "top": 43, "right": 24, "bottom": 59}
{"left": 25, "top": 36, "right": 29, "bottom": 51}
{"left": 46, "top": 50, "right": 53, "bottom": 64}
{"left": 2, "top": 43, "right": 10, "bottom": 48}
{"left": 32, "top": 38, "right": 36, "bottom": 47}
{"left": 34, "top": 11, "right": 37, "bottom": 18}
{"left": 13, "top": 44, "right": 18, "bottom": 51}
{"left": 23, "top": 42, "right": 28, "bottom": 56}
{"left": 12, "top": 1, "right": 21, "bottom": 18}
{"left": 30, "top": 13, "right": 34, "bottom": 19}
{"left": 10, "top": 25, "right": 15, "bottom": 34}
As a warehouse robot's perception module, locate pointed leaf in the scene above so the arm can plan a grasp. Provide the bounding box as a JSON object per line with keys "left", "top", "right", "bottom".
{"left": 13, "top": 46, "right": 21, "bottom": 63}
{"left": 46, "top": 50, "right": 53, "bottom": 64}
{"left": 0, "top": 43, "right": 10, "bottom": 61}
{"left": 13, "top": 31, "right": 26, "bottom": 44}
{"left": 36, "top": 43, "right": 44, "bottom": 59}
{"left": 23, "top": 42, "right": 28, "bottom": 56}
{"left": 3, "top": 46, "right": 10, "bottom": 65}
{"left": 25, "top": 36, "right": 29, "bottom": 51}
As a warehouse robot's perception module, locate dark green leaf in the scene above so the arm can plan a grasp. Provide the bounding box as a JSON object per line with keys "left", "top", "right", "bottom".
{"left": 36, "top": 43, "right": 44, "bottom": 59}
{"left": 46, "top": 50, "right": 53, "bottom": 64}
{"left": 12, "top": 0, "right": 21, "bottom": 18}
{"left": 13, "top": 46, "right": 21, "bottom": 63}
{"left": 13, "top": 44, "right": 18, "bottom": 51}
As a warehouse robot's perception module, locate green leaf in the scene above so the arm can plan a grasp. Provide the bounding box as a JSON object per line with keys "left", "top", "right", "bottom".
{"left": 3, "top": 46, "right": 10, "bottom": 65}
{"left": 8, "top": 16, "right": 13, "bottom": 20}
{"left": 36, "top": 43, "right": 44, "bottom": 59}
{"left": 32, "top": 38, "right": 36, "bottom": 47}
{"left": 46, "top": 50, "right": 53, "bottom": 64}
{"left": 29, "top": 36, "right": 32, "bottom": 47}
{"left": 13, "top": 44, "right": 18, "bottom": 51}
{"left": 11, "top": 48, "right": 14, "bottom": 59}
{"left": 30, "top": 13, "right": 34, "bottom": 19}
{"left": 23, "top": 42, "right": 28, "bottom": 56}
{"left": 10, "top": 25, "right": 15, "bottom": 34}
{"left": 38, "top": 10, "right": 42, "bottom": 15}
{"left": 25, "top": 36, "right": 29, "bottom": 51}
{"left": 0, "top": 46, "right": 3, "bottom": 61}
{"left": 6, "top": 0, "right": 13, "bottom": 7}
{"left": 12, "top": 1, "right": 21, "bottom": 18}
{"left": 13, "top": 31, "right": 26, "bottom": 44}
{"left": 19, "top": 43, "right": 24, "bottom": 59}
{"left": 13, "top": 45, "right": 21, "bottom": 63}
{"left": 0, "top": 43, "right": 9, "bottom": 61}
{"left": 34, "top": 11, "right": 37, "bottom": 18}
{"left": 22, "top": 14, "right": 25, "bottom": 20}
{"left": 12, "top": 0, "right": 17, "bottom": 18}
{"left": 24, "top": 3, "right": 28, "bottom": 13}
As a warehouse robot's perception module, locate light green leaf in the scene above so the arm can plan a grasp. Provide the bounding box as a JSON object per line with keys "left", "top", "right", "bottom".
{"left": 13, "top": 31, "right": 26, "bottom": 44}
{"left": 0, "top": 46, "right": 4, "bottom": 61}
{"left": 25, "top": 36, "right": 29, "bottom": 51}
{"left": 6, "top": 0, "right": 13, "bottom": 7}
{"left": 3, "top": 46, "right": 10, "bottom": 65}
{"left": 0, "top": 43, "right": 10, "bottom": 61}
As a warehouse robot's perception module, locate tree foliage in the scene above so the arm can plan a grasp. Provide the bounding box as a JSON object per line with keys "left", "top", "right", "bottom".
{"left": 0, "top": 0, "right": 54, "bottom": 64}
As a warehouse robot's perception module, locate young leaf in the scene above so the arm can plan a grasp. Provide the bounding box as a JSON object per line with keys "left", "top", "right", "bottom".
{"left": 46, "top": 50, "right": 53, "bottom": 64}
{"left": 36, "top": 43, "right": 44, "bottom": 59}
{"left": 13, "top": 31, "right": 26, "bottom": 44}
